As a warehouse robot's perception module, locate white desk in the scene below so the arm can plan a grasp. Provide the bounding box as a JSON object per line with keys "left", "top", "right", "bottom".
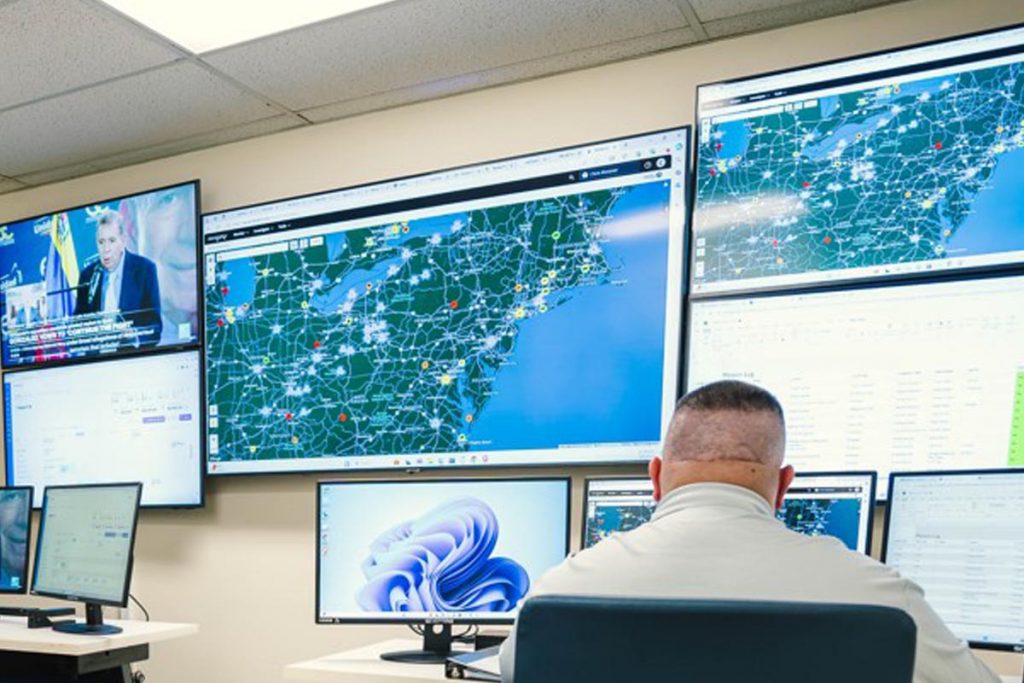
{"left": 287, "top": 639, "right": 1022, "bottom": 683}
{"left": 0, "top": 617, "right": 197, "bottom": 681}
{"left": 286, "top": 639, "right": 474, "bottom": 682}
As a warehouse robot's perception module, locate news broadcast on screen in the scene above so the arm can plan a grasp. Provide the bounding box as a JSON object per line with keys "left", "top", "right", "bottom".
{"left": 0, "top": 181, "right": 200, "bottom": 368}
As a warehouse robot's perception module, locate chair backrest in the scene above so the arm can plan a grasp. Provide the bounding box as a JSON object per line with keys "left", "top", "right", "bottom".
{"left": 512, "top": 596, "right": 916, "bottom": 683}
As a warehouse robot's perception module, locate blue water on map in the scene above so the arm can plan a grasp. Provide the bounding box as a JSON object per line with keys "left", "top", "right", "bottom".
{"left": 468, "top": 181, "right": 672, "bottom": 451}
{"left": 945, "top": 147, "right": 1024, "bottom": 255}
{"left": 222, "top": 258, "right": 255, "bottom": 308}
{"left": 716, "top": 120, "right": 750, "bottom": 160}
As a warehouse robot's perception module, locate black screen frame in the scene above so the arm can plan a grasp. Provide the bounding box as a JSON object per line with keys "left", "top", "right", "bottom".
{"left": 3, "top": 347, "right": 206, "bottom": 510}
{"left": 31, "top": 482, "right": 142, "bottom": 609}
{"left": 0, "top": 179, "right": 203, "bottom": 371}
{"left": 0, "top": 485, "right": 33, "bottom": 595}
{"left": 882, "top": 467, "right": 1024, "bottom": 653}
{"left": 315, "top": 476, "right": 572, "bottom": 626}
{"left": 202, "top": 127, "right": 691, "bottom": 478}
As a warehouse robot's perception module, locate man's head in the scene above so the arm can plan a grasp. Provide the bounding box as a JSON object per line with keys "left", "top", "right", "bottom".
{"left": 95, "top": 211, "right": 127, "bottom": 272}
{"left": 649, "top": 380, "right": 794, "bottom": 510}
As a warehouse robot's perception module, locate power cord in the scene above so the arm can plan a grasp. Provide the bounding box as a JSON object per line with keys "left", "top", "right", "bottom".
{"left": 129, "top": 593, "right": 151, "bottom": 622}
{"left": 128, "top": 594, "right": 150, "bottom": 683}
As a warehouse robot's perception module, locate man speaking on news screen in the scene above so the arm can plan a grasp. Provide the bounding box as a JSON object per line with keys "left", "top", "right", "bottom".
{"left": 74, "top": 209, "right": 162, "bottom": 347}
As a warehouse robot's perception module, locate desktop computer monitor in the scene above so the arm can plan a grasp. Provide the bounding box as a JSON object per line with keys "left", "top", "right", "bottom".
{"left": 31, "top": 483, "right": 142, "bottom": 635}
{"left": 581, "top": 477, "right": 656, "bottom": 550}
{"left": 0, "top": 487, "right": 32, "bottom": 594}
{"left": 884, "top": 469, "right": 1024, "bottom": 650}
{"left": 317, "top": 477, "right": 571, "bottom": 663}
{"left": 779, "top": 471, "right": 876, "bottom": 554}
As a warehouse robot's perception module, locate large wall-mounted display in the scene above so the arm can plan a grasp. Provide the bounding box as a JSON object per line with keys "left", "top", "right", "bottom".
{"left": 4, "top": 350, "right": 204, "bottom": 508}
{"left": 687, "top": 275, "right": 1024, "bottom": 496}
{"left": 687, "top": 24, "right": 1024, "bottom": 497}
{"left": 692, "top": 25, "right": 1024, "bottom": 296}
{"left": 0, "top": 181, "right": 201, "bottom": 368}
{"left": 203, "top": 129, "right": 689, "bottom": 475}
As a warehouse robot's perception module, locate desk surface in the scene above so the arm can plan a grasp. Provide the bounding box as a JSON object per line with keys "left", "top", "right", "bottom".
{"left": 0, "top": 617, "right": 197, "bottom": 656}
{"left": 286, "top": 639, "right": 474, "bottom": 682}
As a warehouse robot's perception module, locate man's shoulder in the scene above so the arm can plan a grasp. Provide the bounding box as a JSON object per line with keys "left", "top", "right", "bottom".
{"left": 124, "top": 250, "right": 157, "bottom": 275}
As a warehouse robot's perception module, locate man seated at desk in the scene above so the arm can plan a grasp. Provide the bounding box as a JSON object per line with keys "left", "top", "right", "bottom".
{"left": 75, "top": 210, "right": 162, "bottom": 348}
{"left": 500, "top": 380, "right": 999, "bottom": 683}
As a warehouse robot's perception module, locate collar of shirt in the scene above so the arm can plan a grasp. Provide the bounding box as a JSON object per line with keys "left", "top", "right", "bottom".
{"left": 107, "top": 251, "right": 126, "bottom": 284}
{"left": 652, "top": 482, "right": 775, "bottom": 522}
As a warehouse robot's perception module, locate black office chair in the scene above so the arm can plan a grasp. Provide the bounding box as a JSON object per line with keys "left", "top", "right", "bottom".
{"left": 512, "top": 596, "right": 916, "bottom": 683}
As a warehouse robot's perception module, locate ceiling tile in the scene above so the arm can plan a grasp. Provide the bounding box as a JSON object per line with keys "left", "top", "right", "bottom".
{"left": 0, "top": 61, "right": 279, "bottom": 176}
{"left": 88, "top": 115, "right": 305, "bottom": 171}
{"left": 0, "top": 0, "right": 181, "bottom": 111}
{"left": 13, "top": 161, "right": 103, "bottom": 188}
{"left": 302, "top": 27, "right": 698, "bottom": 123}
{"left": 699, "top": 0, "right": 908, "bottom": 37}
{"left": 0, "top": 177, "right": 27, "bottom": 196}
{"left": 204, "top": 0, "right": 688, "bottom": 111}
{"left": 689, "top": 0, "right": 814, "bottom": 22}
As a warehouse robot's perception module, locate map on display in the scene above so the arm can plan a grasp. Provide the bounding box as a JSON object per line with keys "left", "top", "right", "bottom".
{"left": 205, "top": 180, "right": 672, "bottom": 466}
{"left": 777, "top": 498, "right": 861, "bottom": 551}
{"left": 694, "top": 56, "right": 1024, "bottom": 290}
{"left": 585, "top": 503, "right": 655, "bottom": 548}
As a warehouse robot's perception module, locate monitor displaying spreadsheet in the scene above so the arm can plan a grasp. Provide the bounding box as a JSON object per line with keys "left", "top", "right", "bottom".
{"left": 884, "top": 469, "right": 1024, "bottom": 650}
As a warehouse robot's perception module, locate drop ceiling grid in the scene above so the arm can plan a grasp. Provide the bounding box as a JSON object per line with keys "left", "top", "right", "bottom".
{"left": 0, "top": 0, "right": 917, "bottom": 192}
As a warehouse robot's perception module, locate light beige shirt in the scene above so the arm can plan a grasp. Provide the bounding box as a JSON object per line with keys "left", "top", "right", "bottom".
{"left": 500, "top": 482, "right": 999, "bottom": 683}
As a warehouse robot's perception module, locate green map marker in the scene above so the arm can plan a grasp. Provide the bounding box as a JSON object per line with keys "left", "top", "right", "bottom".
{"left": 1010, "top": 371, "right": 1024, "bottom": 466}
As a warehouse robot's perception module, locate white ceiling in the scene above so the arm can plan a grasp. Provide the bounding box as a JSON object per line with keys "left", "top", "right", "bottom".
{"left": 0, "top": 0, "right": 909, "bottom": 194}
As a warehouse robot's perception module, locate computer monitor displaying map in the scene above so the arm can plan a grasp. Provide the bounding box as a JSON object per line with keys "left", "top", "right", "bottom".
{"left": 581, "top": 477, "right": 655, "bottom": 549}
{"left": 317, "top": 477, "right": 570, "bottom": 662}
{"left": 692, "top": 24, "right": 1024, "bottom": 296}
{"left": 779, "top": 471, "right": 876, "bottom": 553}
{"left": 687, "top": 274, "right": 1024, "bottom": 498}
{"left": 4, "top": 350, "right": 203, "bottom": 508}
{"left": 0, "top": 487, "right": 32, "bottom": 594}
{"left": 203, "top": 129, "right": 689, "bottom": 475}
{"left": 883, "top": 469, "right": 1024, "bottom": 650}
{"left": 0, "top": 181, "right": 200, "bottom": 367}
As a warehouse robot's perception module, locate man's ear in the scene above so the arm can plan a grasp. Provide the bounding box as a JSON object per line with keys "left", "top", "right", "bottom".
{"left": 649, "top": 457, "right": 663, "bottom": 503}
{"left": 775, "top": 465, "right": 795, "bottom": 511}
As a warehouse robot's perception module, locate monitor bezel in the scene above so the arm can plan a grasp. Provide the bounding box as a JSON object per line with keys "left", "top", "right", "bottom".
{"left": 580, "top": 474, "right": 654, "bottom": 552}
{"left": 786, "top": 469, "right": 877, "bottom": 554}
{"left": 3, "top": 347, "right": 206, "bottom": 510}
{"left": 202, "top": 127, "right": 692, "bottom": 478}
{"left": 688, "top": 21, "right": 1024, "bottom": 300}
{"left": 30, "top": 482, "right": 143, "bottom": 609}
{"left": 0, "top": 179, "right": 204, "bottom": 371}
{"left": 882, "top": 467, "right": 1024, "bottom": 652}
{"left": 315, "top": 475, "right": 572, "bottom": 626}
{"left": 0, "top": 485, "right": 33, "bottom": 595}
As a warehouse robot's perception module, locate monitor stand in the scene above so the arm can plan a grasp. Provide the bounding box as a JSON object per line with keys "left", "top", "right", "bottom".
{"left": 52, "top": 602, "right": 122, "bottom": 635}
{"left": 380, "top": 623, "right": 452, "bottom": 664}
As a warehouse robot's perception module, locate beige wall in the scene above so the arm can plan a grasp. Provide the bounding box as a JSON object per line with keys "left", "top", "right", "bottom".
{"left": 2, "top": 0, "right": 1024, "bottom": 679}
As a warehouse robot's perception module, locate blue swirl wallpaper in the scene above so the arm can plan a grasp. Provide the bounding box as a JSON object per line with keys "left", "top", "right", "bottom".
{"left": 318, "top": 479, "right": 569, "bottom": 620}
{"left": 358, "top": 498, "right": 529, "bottom": 613}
